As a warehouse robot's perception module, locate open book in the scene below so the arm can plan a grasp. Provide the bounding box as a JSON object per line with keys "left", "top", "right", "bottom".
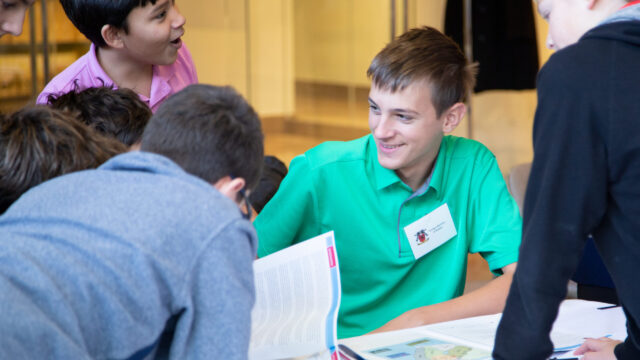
{"left": 339, "top": 299, "right": 626, "bottom": 360}
{"left": 249, "top": 231, "right": 341, "bottom": 360}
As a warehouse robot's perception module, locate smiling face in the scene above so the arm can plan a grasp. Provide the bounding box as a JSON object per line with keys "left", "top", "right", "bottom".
{"left": 0, "top": 0, "right": 34, "bottom": 37}
{"left": 119, "top": 0, "right": 185, "bottom": 65}
{"left": 368, "top": 81, "right": 463, "bottom": 190}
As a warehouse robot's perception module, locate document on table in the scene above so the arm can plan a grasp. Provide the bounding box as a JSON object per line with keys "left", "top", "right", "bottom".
{"left": 351, "top": 335, "right": 492, "bottom": 360}
{"left": 548, "top": 299, "right": 626, "bottom": 358}
{"left": 423, "top": 313, "right": 586, "bottom": 353}
{"left": 339, "top": 299, "right": 626, "bottom": 360}
{"left": 248, "top": 231, "right": 341, "bottom": 360}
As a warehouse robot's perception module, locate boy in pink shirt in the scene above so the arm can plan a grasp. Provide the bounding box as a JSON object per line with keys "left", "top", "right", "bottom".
{"left": 38, "top": 0, "right": 197, "bottom": 112}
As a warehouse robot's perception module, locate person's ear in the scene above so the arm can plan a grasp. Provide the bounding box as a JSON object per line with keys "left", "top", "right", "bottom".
{"left": 213, "top": 176, "right": 246, "bottom": 202}
{"left": 128, "top": 142, "right": 141, "bottom": 151}
{"left": 440, "top": 102, "right": 466, "bottom": 134}
{"left": 101, "top": 24, "right": 125, "bottom": 49}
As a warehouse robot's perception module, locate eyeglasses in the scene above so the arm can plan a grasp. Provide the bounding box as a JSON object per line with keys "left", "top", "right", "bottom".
{"left": 239, "top": 188, "right": 253, "bottom": 220}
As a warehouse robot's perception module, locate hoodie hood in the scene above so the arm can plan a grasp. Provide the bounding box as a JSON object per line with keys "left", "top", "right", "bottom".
{"left": 601, "top": 2, "right": 640, "bottom": 25}
{"left": 581, "top": 3, "right": 640, "bottom": 45}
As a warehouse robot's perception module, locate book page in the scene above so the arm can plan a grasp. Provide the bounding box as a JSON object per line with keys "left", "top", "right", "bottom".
{"left": 359, "top": 337, "right": 492, "bottom": 360}
{"left": 548, "top": 299, "right": 626, "bottom": 358}
{"left": 249, "top": 232, "right": 341, "bottom": 360}
{"left": 339, "top": 327, "right": 492, "bottom": 360}
{"left": 422, "top": 310, "right": 591, "bottom": 353}
{"left": 422, "top": 314, "right": 500, "bottom": 350}
{"left": 551, "top": 299, "right": 626, "bottom": 341}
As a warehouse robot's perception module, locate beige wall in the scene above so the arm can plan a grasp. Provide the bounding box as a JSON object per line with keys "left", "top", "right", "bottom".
{"left": 180, "top": 0, "right": 553, "bottom": 174}
{"left": 180, "top": 0, "right": 294, "bottom": 117}
{"left": 294, "top": 0, "right": 389, "bottom": 86}
{"left": 292, "top": 0, "right": 551, "bottom": 88}
{"left": 414, "top": 0, "right": 446, "bottom": 29}
{"left": 247, "top": 0, "right": 294, "bottom": 117}
{"left": 180, "top": 1, "right": 248, "bottom": 94}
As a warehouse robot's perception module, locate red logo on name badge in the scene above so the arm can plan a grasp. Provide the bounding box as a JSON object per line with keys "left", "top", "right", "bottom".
{"left": 327, "top": 246, "right": 336, "bottom": 268}
{"left": 415, "top": 229, "right": 429, "bottom": 245}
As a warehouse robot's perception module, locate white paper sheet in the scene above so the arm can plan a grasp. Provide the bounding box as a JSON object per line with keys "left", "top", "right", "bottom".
{"left": 249, "top": 232, "right": 341, "bottom": 360}
{"left": 340, "top": 299, "right": 626, "bottom": 360}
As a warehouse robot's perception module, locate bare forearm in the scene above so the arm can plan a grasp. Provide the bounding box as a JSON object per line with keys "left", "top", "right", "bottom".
{"left": 372, "top": 264, "right": 516, "bottom": 333}
{"left": 419, "top": 270, "right": 514, "bottom": 322}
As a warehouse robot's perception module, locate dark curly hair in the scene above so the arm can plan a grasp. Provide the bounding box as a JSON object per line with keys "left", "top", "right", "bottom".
{"left": 48, "top": 86, "right": 151, "bottom": 146}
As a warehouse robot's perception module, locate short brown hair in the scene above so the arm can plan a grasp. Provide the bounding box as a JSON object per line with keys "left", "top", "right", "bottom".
{"left": 0, "top": 106, "right": 126, "bottom": 213}
{"left": 367, "top": 26, "right": 477, "bottom": 117}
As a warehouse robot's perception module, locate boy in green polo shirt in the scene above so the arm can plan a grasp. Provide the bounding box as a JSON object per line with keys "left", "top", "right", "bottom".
{"left": 254, "top": 26, "right": 521, "bottom": 339}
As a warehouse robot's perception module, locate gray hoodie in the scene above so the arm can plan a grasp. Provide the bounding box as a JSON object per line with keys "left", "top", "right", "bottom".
{"left": 0, "top": 151, "right": 257, "bottom": 359}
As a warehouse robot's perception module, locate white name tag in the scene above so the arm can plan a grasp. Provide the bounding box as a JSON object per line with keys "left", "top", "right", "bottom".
{"left": 404, "top": 203, "right": 457, "bottom": 260}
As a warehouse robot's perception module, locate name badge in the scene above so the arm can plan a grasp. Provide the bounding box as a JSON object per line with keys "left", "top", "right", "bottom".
{"left": 403, "top": 203, "right": 457, "bottom": 260}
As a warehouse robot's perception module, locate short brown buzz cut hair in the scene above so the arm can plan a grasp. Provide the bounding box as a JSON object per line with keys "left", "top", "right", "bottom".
{"left": 141, "top": 84, "right": 264, "bottom": 191}
{"left": 367, "top": 26, "right": 477, "bottom": 117}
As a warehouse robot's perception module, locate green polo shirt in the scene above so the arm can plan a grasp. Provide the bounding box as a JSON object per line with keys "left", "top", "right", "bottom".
{"left": 255, "top": 134, "right": 521, "bottom": 339}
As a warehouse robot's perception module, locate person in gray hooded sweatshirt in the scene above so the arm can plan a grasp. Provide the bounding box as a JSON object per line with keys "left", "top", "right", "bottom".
{"left": 0, "top": 84, "right": 263, "bottom": 359}
{"left": 494, "top": 1, "right": 640, "bottom": 359}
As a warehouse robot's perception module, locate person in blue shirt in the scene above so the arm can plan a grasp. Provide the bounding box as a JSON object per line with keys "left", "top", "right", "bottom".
{"left": 0, "top": 84, "right": 264, "bottom": 359}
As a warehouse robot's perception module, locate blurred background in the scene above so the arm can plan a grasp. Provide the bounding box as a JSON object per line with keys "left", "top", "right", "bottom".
{"left": 1, "top": 0, "right": 552, "bottom": 288}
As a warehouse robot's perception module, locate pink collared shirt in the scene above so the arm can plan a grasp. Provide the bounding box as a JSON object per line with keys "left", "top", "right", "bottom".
{"left": 37, "top": 43, "right": 198, "bottom": 113}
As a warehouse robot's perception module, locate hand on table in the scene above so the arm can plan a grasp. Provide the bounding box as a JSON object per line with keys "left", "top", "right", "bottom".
{"left": 573, "top": 337, "right": 622, "bottom": 360}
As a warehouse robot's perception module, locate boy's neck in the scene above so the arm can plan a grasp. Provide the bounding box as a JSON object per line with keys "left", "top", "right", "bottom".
{"left": 597, "top": 0, "right": 631, "bottom": 18}
{"left": 95, "top": 46, "right": 153, "bottom": 98}
{"left": 396, "top": 137, "right": 442, "bottom": 192}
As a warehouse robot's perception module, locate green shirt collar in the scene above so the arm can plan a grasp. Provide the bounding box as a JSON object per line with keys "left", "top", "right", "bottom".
{"left": 428, "top": 137, "right": 447, "bottom": 199}
{"left": 368, "top": 134, "right": 447, "bottom": 198}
